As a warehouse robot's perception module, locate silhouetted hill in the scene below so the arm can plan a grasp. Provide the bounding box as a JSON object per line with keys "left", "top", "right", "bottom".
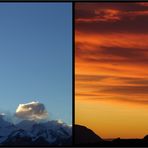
{"left": 75, "top": 125, "right": 103, "bottom": 145}
{"left": 75, "top": 124, "right": 148, "bottom": 146}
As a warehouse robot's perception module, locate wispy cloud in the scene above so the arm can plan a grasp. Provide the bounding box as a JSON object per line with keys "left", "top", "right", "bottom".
{"left": 76, "top": 3, "right": 148, "bottom": 105}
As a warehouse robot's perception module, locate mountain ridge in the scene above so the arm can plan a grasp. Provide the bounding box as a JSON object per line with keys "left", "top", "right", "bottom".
{"left": 75, "top": 124, "right": 148, "bottom": 146}
{"left": 0, "top": 117, "right": 72, "bottom": 146}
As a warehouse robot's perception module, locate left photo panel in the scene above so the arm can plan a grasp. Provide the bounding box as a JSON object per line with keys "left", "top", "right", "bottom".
{"left": 0, "top": 2, "right": 72, "bottom": 146}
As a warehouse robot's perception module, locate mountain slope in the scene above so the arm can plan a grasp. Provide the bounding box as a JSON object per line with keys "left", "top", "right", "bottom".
{"left": 0, "top": 116, "right": 16, "bottom": 143}
{"left": 75, "top": 124, "right": 103, "bottom": 145}
{"left": 74, "top": 124, "right": 148, "bottom": 146}
{"left": 16, "top": 120, "right": 36, "bottom": 131}
{"left": 0, "top": 118, "right": 72, "bottom": 146}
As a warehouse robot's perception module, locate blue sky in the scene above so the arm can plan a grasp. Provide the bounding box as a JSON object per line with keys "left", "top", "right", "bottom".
{"left": 0, "top": 3, "right": 72, "bottom": 124}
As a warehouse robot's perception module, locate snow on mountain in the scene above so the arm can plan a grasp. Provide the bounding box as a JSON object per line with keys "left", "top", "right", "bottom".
{"left": 0, "top": 117, "right": 72, "bottom": 145}
{"left": 30, "top": 120, "right": 72, "bottom": 143}
{"left": 16, "top": 120, "right": 36, "bottom": 131}
{"left": 0, "top": 115, "right": 12, "bottom": 128}
{"left": 0, "top": 115, "right": 16, "bottom": 143}
{"left": 8, "top": 129, "right": 32, "bottom": 138}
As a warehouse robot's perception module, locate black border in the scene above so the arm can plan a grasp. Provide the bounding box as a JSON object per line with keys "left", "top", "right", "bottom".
{"left": 0, "top": 0, "right": 147, "bottom": 1}
{"left": 72, "top": 1, "right": 75, "bottom": 147}
{"left": 1, "top": 0, "right": 148, "bottom": 148}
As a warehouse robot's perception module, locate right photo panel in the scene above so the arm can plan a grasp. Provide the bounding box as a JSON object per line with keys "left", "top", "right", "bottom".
{"left": 75, "top": 2, "right": 148, "bottom": 147}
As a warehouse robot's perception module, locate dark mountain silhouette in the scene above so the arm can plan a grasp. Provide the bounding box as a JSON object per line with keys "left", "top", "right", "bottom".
{"left": 75, "top": 124, "right": 103, "bottom": 145}
{"left": 75, "top": 124, "right": 148, "bottom": 146}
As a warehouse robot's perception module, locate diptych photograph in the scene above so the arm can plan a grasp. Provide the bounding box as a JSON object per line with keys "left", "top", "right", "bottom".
{"left": 0, "top": 1, "right": 148, "bottom": 147}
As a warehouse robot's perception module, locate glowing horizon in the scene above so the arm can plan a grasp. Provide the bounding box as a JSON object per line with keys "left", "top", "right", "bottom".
{"left": 75, "top": 2, "right": 148, "bottom": 139}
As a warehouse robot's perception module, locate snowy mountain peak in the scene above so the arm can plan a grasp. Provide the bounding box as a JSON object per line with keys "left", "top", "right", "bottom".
{"left": 0, "top": 118, "right": 72, "bottom": 146}
{"left": 16, "top": 120, "right": 36, "bottom": 131}
{"left": 0, "top": 115, "right": 12, "bottom": 128}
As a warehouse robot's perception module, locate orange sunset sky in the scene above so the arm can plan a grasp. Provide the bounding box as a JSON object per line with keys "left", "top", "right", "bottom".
{"left": 75, "top": 2, "right": 148, "bottom": 139}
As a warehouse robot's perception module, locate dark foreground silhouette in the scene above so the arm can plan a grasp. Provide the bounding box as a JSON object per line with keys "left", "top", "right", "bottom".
{"left": 75, "top": 125, "right": 148, "bottom": 146}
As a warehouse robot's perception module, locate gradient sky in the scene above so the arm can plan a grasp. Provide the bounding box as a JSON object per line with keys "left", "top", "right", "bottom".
{"left": 75, "top": 2, "right": 148, "bottom": 138}
{"left": 0, "top": 3, "right": 72, "bottom": 125}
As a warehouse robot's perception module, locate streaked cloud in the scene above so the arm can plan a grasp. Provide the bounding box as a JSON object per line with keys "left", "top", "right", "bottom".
{"left": 76, "top": 3, "right": 148, "bottom": 105}
{"left": 76, "top": 3, "right": 148, "bottom": 34}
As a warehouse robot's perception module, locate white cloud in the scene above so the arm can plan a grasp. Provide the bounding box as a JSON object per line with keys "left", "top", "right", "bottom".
{"left": 15, "top": 101, "right": 48, "bottom": 120}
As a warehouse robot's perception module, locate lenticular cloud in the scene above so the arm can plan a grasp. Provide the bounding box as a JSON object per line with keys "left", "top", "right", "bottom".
{"left": 15, "top": 101, "right": 48, "bottom": 120}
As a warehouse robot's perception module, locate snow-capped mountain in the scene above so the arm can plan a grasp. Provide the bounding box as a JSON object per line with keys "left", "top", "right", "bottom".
{"left": 0, "top": 115, "right": 17, "bottom": 143}
{"left": 16, "top": 120, "right": 36, "bottom": 131}
{"left": 0, "top": 117, "right": 72, "bottom": 146}
{"left": 30, "top": 120, "right": 72, "bottom": 145}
